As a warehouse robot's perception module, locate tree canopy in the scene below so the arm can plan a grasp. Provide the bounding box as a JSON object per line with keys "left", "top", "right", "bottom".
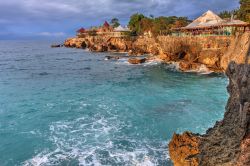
{"left": 128, "top": 13, "right": 146, "bottom": 34}
{"left": 219, "top": 0, "right": 250, "bottom": 23}
{"left": 128, "top": 13, "right": 189, "bottom": 36}
{"left": 237, "top": 0, "right": 250, "bottom": 23}
{"left": 219, "top": 10, "right": 235, "bottom": 19}
{"left": 110, "top": 18, "right": 120, "bottom": 28}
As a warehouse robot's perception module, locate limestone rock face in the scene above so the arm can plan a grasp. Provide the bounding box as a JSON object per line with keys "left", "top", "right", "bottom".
{"left": 221, "top": 32, "right": 250, "bottom": 70}
{"left": 169, "top": 61, "right": 250, "bottom": 166}
{"left": 198, "top": 50, "right": 221, "bottom": 67}
{"left": 64, "top": 38, "right": 87, "bottom": 48}
{"left": 89, "top": 44, "right": 108, "bottom": 52}
{"left": 107, "top": 37, "right": 133, "bottom": 52}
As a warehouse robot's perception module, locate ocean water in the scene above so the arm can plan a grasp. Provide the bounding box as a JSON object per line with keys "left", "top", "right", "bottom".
{"left": 0, "top": 40, "right": 228, "bottom": 166}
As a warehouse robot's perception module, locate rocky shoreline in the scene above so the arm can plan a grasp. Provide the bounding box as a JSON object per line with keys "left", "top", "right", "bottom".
{"left": 169, "top": 60, "right": 250, "bottom": 166}
{"left": 64, "top": 32, "right": 250, "bottom": 73}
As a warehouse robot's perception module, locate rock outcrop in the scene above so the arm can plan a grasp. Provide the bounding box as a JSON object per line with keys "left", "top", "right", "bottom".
{"left": 169, "top": 59, "right": 250, "bottom": 165}
{"left": 64, "top": 37, "right": 87, "bottom": 48}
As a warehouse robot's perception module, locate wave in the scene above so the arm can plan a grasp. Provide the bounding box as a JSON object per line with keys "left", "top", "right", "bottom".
{"left": 23, "top": 113, "right": 170, "bottom": 166}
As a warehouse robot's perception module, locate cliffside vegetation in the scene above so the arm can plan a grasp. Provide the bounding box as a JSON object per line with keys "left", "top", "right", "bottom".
{"left": 219, "top": 0, "right": 250, "bottom": 23}
{"left": 219, "top": 10, "right": 238, "bottom": 19}
{"left": 238, "top": 0, "right": 250, "bottom": 23}
{"left": 128, "top": 13, "right": 189, "bottom": 36}
{"left": 110, "top": 18, "right": 120, "bottom": 28}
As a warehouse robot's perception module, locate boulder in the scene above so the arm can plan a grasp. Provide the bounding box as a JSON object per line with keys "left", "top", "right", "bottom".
{"left": 128, "top": 58, "right": 146, "bottom": 64}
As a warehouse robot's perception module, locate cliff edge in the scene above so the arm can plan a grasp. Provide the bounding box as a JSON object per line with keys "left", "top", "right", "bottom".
{"left": 64, "top": 32, "right": 250, "bottom": 73}
{"left": 169, "top": 59, "right": 250, "bottom": 165}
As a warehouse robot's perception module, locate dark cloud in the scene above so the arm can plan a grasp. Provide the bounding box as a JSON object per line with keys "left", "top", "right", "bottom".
{"left": 0, "top": 0, "right": 239, "bottom": 39}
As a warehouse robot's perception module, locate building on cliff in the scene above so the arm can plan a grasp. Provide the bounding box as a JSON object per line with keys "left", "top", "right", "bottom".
{"left": 76, "top": 28, "right": 87, "bottom": 37}
{"left": 76, "top": 22, "right": 131, "bottom": 38}
{"left": 112, "top": 25, "right": 131, "bottom": 37}
{"left": 172, "top": 10, "right": 250, "bottom": 36}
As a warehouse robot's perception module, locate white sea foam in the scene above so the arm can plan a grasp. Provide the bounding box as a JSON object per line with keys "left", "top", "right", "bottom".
{"left": 164, "top": 62, "right": 180, "bottom": 71}
{"left": 23, "top": 112, "right": 170, "bottom": 166}
{"left": 115, "top": 58, "right": 130, "bottom": 65}
{"left": 143, "top": 59, "right": 162, "bottom": 66}
{"left": 23, "top": 150, "right": 51, "bottom": 166}
{"left": 196, "top": 64, "right": 213, "bottom": 74}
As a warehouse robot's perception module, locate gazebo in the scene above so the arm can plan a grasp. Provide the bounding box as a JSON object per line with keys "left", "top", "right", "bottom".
{"left": 113, "top": 25, "right": 131, "bottom": 37}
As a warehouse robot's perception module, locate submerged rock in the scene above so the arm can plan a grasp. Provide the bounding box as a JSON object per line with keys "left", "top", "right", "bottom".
{"left": 169, "top": 61, "right": 250, "bottom": 165}
{"left": 105, "top": 55, "right": 120, "bottom": 60}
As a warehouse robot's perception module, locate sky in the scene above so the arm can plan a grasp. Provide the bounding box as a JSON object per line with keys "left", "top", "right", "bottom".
{"left": 0, "top": 0, "right": 239, "bottom": 40}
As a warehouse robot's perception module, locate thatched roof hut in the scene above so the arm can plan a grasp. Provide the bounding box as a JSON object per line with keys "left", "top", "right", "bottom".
{"left": 184, "top": 10, "right": 223, "bottom": 29}
{"left": 179, "top": 10, "right": 249, "bottom": 30}
{"left": 172, "top": 10, "right": 249, "bottom": 36}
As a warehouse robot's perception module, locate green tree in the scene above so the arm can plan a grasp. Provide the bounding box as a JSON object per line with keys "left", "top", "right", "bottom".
{"left": 110, "top": 18, "right": 120, "bottom": 28}
{"left": 219, "top": 11, "right": 233, "bottom": 19}
{"left": 140, "top": 17, "right": 154, "bottom": 32}
{"left": 128, "top": 13, "right": 189, "bottom": 36}
{"left": 152, "top": 16, "right": 189, "bottom": 35}
{"left": 128, "top": 13, "right": 145, "bottom": 34}
{"left": 172, "top": 17, "right": 189, "bottom": 29}
{"left": 237, "top": 0, "right": 250, "bottom": 23}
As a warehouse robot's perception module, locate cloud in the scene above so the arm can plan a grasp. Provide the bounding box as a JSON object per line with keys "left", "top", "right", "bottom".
{"left": 0, "top": 0, "right": 239, "bottom": 39}
{"left": 37, "top": 32, "right": 66, "bottom": 37}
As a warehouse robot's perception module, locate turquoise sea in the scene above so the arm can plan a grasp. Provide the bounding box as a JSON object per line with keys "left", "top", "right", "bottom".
{"left": 0, "top": 41, "right": 228, "bottom": 166}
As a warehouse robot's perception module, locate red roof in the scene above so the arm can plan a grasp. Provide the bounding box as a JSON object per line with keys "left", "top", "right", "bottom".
{"left": 77, "top": 28, "right": 86, "bottom": 33}
{"left": 103, "top": 21, "right": 110, "bottom": 27}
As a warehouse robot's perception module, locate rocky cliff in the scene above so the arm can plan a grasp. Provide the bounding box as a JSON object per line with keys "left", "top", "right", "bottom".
{"left": 64, "top": 33, "right": 249, "bottom": 72}
{"left": 169, "top": 59, "right": 250, "bottom": 165}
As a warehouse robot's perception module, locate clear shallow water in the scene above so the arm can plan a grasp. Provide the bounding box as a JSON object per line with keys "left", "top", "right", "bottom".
{"left": 0, "top": 41, "right": 228, "bottom": 166}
